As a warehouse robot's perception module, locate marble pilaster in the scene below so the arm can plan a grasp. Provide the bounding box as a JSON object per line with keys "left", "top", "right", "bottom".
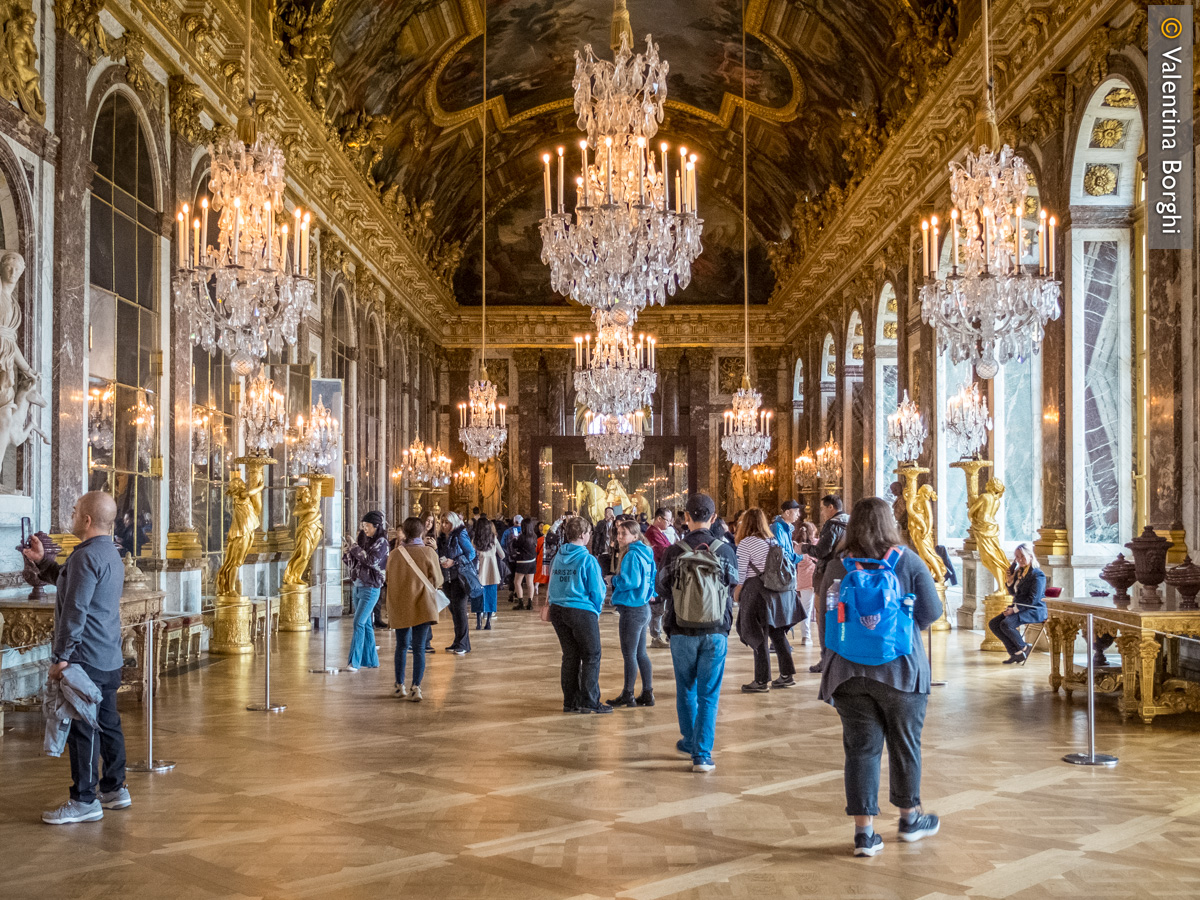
{"left": 1145, "top": 247, "right": 1186, "bottom": 555}
{"left": 512, "top": 349, "right": 542, "bottom": 514}
{"left": 49, "top": 29, "right": 91, "bottom": 531}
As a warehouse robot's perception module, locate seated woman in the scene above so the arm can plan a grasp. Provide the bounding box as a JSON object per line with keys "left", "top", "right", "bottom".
{"left": 987, "top": 543, "right": 1048, "bottom": 664}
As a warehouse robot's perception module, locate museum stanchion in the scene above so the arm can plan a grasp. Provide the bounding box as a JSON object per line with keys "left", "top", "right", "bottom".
{"left": 926, "top": 627, "right": 946, "bottom": 687}
{"left": 127, "top": 617, "right": 176, "bottom": 773}
{"left": 309, "top": 492, "right": 339, "bottom": 676}
{"left": 1062, "top": 613, "right": 1118, "bottom": 767}
{"left": 247, "top": 599, "right": 286, "bottom": 713}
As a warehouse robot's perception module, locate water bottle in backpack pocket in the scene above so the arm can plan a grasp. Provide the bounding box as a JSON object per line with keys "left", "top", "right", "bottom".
{"left": 825, "top": 547, "right": 916, "bottom": 666}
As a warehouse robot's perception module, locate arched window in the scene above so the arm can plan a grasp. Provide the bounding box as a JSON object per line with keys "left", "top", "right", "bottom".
{"left": 1068, "top": 78, "right": 1143, "bottom": 552}
{"left": 791, "top": 357, "right": 804, "bottom": 465}
{"left": 87, "top": 91, "right": 161, "bottom": 558}
{"left": 360, "top": 317, "right": 384, "bottom": 514}
{"left": 874, "top": 284, "right": 899, "bottom": 496}
{"left": 844, "top": 311, "right": 865, "bottom": 503}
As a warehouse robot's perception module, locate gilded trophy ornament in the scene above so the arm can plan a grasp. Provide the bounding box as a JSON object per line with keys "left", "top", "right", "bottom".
{"left": 0, "top": 1, "right": 46, "bottom": 122}
{"left": 280, "top": 478, "right": 326, "bottom": 632}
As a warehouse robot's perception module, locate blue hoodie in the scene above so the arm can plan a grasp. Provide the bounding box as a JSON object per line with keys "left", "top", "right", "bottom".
{"left": 548, "top": 542, "right": 606, "bottom": 615}
{"left": 611, "top": 540, "right": 656, "bottom": 607}
{"left": 772, "top": 516, "right": 800, "bottom": 566}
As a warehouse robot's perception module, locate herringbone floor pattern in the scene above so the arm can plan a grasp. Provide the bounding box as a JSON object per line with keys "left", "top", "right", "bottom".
{"left": 3, "top": 602, "right": 1198, "bottom": 899}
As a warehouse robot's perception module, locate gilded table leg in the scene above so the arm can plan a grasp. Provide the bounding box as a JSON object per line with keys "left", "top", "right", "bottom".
{"left": 1137, "top": 633, "right": 1162, "bottom": 724}
{"left": 1115, "top": 631, "right": 1141, "bottom": 719}
{"left": 1047, "top": 619, "right": 1063, "bottom": 692}
{"left": 1060, "top": 620, "right": 1080, "bottom": 698}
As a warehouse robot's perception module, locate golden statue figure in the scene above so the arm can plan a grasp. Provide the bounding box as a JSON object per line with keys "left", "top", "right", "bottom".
{"left": 729, "top": 464, "right": 747, "bottom": 512}
{"left": 605, "top": 474, "right": 633, "bottom": 514}
{"left": 969, "top": 477, "right": 1009, "bottom": 594}
{"left": 215, "top": 470, "right": 262, "bottom": 596}
{"left": 1, "top": 5, "right": 47, "bottom": 122}
{"left": 576, "top": 480, "right": 606, "bottom": 521}
{"left": 284, "top": 483, "right": 323, "bottom": 586}
{"left": 906, "top": 482, "right": 947, "bottom": 584}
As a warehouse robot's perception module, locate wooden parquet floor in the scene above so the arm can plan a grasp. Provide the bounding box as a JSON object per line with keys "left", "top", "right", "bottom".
{"left": 3, "top": 603, "right": 1200, "bottom": 899}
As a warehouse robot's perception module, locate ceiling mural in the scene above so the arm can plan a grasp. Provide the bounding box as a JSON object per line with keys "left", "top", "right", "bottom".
{"left": 308, "top": 0, "right": 960, "bottom": 306}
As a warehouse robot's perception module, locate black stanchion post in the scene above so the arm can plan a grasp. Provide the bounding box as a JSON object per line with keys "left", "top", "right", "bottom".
{"left": 1063, "top": 612, "right": 1117, "bottom": 767}
{"left": 127, "top": 617, "right": 175, "bottom": 773}
{"left": 248, "top": 600, "right": 286, "bottom": 712}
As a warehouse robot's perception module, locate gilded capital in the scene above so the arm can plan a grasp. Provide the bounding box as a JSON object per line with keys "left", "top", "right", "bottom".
{"left": 55, "top": 0, "right": 107, "bottom": 64}
{"left": 168, "top": 76, "right": 210, "bottom": 146}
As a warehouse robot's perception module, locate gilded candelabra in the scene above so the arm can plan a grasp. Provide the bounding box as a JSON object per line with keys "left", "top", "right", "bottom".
{"left": 211, "top": 455, "right": 271, "bottom": 655}
{"left": 280, "top": 474, "right": 330, "bottom": 632}
{"left": 952, "top": 457, "right": 1009, "bottom": 651}
{"left": 896, "top": 466, "right": 950, "bottom": 633}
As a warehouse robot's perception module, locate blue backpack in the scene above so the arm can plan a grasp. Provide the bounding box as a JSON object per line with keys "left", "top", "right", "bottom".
{"left": 825, "top": 547, "right": 916, "bottom": 666}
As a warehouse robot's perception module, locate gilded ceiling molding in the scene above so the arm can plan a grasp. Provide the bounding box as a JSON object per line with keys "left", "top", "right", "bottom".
{"left": 109, "top": 27, "right": 160, "bottom": 101}
{"left": 167, "top": 74, "right": 210, "bottom": 145}
{"left": 424, "top": 0, "right": 804, "bottom": 133}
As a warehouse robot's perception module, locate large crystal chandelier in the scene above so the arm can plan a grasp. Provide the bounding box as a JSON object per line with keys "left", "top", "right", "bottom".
{"left": 539, "top": 13, "right": 703, "bottom": 317}
{"left": 816, "top": 433, "right": 842, "bottom": 483}
{"left": 794, "top": 443, "right": 818, "bottom": 487}
{"left": 292, "top": 398, "right": 339, "bottom": 474}
{"left": 574, "top": 310, "right": 657, "bottom": 416}
{"left": 945, "top": 382, "right": 993, "bottom": 460}
{"left": 886, "top": 390, "right": 928, "bottom": 465}
{"left": 171, "top": 0, "right": 315, "bottom": 377}
{"left": 457, "top": 11, "right": 507, "bottom": 463}
{"left": 242, "top": 366, "right": 286, "bottom": 456}
{"left": 720, "top": 22, "right": 771, "bottom": 472}
{"left": 585, "top": 410, "right": 645, "bottom": 470}
{"left": 88, "top": 383, "right": 115, "bottom": 451}
{"left": 402, "top": 438, "right": 451, "bottom": 488}
{"left": 918, "top": 0, "right": 1060, "bottom": 380}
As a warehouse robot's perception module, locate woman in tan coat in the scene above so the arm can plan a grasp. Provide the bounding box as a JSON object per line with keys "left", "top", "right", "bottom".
{"left": 387, "top": 517, "right": 443, "bottom": 701}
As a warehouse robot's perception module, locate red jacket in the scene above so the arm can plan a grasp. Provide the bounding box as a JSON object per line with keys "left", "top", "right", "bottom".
{"left": 645, "top": 525, "right": 672, "bottom": 569}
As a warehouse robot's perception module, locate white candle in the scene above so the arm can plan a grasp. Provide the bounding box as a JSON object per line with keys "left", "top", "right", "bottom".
{"left": 500, "top": 404, "right": 505, "bottom": 427}
{"left": 200, "top": 198, "right": 209, "bottom": 261}
{"left": 1038, "top": 212, "right": 1046, "bottom": 275}
{"left": 575, "top": 336, "right": 582, "bottom": 367}
{"left": 1048, "top": 216, "right": 1056, "bottom": 277}
{"left": 674, "top": 173, "right": 682, "bottom": 213}
{"left": 293, "top": 208, "right": 302, "bottom": 273}
{"left": 232, "top": 199, "right": 241, "bottom": 263}
{"left": 660, "top": 143, "right": 669, "bottom": 212}
{"left": 585, "top": 334, "right": 591, "bottom": 366}
{"left": 679, "top": 147, "right": 688, "bottom": 211}
{"left": 301, "top": 213, "right": 310, "bottom": 275}
{"left": 637, "top": 137, "right": 646, "bottom": 206}
{"left": 177, "top": 212, "right": 186, "bottom": 267}
{"left": 950, "top": 209, "right": 959, "bottom": 271}
{"left": 193, "top": 218, "right": 201, "bottom": 266}
{"left": 921, "top": 220, "right": 929, "bottom": 278}
{"left": 930, "top": 215, "right": 939, "bottom": 276}
{"left": 580, "top": 140, "right": 589, "bottom": 204}
{"left": 557, "top": 146, "right": 565, "bottom": 214}
{"left": 688, "top": 154, "right": 698, "bottom": 212}
{"left": 605, "top": 137, "right": 613, "bottom": 203}
{"left": 542, "top": 154, "right": 552, "bottom": 218}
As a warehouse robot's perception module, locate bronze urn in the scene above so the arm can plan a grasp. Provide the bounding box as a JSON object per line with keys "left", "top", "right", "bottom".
{"left": 1125, "top": 526, "right": 1172, "bottom": 607}
{"left": 1100, "top": 553, "right": 1137, "bottom": 609}
{"left": 1165, "top": 556, "right": 1200, "bottom": 610}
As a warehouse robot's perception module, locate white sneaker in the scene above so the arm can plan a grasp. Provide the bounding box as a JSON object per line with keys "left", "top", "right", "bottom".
{"left": 394, "top": 683, "right": 408, "bottom": 698}
{"left": 800, "top": 636, "right": 812, "bottom": 646}
{"left": 344, "top": 665, "right": 359, "bottom": 672}
{"left": 99, "top": 786, "right": 131, "bottom": 810}
{"left": 408, "top": 685, "right": 423, "bottom": 702}
{"left": 42, "top": 799, "right": 103, "bottom": 824}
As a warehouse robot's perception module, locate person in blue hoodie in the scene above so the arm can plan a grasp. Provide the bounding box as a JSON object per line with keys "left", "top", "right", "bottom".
{"left": 607, "top": 519, "right": 657, "bottom": 709}
{"left": 548, "top": 516, "right": 611, "bottom": 714}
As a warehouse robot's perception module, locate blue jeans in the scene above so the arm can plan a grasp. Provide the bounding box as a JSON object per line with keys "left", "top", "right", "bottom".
{"left": 670, "top": 632, "right": 728, "bottom": 762}
{"left": 394, "top": 622, "right": 432, "bottom": 686}
{"left": 617, "top": 603, "right": 652, "bottom": 694}
{"left": 348, "top": 584, "right": 381, "bottom": 668}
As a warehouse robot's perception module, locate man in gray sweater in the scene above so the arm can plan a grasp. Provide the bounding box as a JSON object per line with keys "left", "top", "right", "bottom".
{"left": 24, "top": 491, "right": 130, "bottom": 825}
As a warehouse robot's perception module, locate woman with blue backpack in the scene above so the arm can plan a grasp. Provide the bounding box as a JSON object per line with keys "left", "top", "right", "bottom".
{"left": 816, "top": 497, "right": 942, "bottom": 858}
{"left": 607, "top": 519, "right": 657, "bottom": 709}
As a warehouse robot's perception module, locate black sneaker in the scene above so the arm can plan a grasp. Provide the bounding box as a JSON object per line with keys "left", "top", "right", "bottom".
{"left": 808, "top": 662, "right": 824, "bottom": 674}
{"left": 607, "top": 691, "right": 638, "bottom": 708}
{"left": 853, "top": 831, "right": 884, "bottom": 857}
{"left": 634, "top": 690, "right": 655, "bottom": 707}
{"left": 771, "top": 675, "right": 797, "bottom": 689}
{"left": 898, "top": 811, "right": 940, "bottom": 843}
{"left": 576, "top": 703, "right": 614, "bottom": 714}
{"left": 741, "top": 680, "right": 770, "bottom": 693}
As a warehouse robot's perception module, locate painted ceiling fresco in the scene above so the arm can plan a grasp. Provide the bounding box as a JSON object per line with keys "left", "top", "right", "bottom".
{"left": 321, "top": 0, "right": 960, "bottom": 306}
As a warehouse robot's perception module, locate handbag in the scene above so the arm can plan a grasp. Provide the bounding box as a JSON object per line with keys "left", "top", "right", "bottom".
{"left": 396, "top": 547, "right": 449, "bottom": 617}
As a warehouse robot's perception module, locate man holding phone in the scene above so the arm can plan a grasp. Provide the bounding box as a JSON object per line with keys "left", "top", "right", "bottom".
{"left": 24, "top": 491, "right": 130, "bottom": 824}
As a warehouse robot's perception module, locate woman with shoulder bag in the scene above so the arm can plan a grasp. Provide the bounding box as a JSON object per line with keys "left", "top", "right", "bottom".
{"left": 817, "top": 497, "right": 942, "bottom": 858}
{"left": 735, "top": 508, "right": 801, "bottom": 693}
{"left": 472, "top": 517, "right": 503, "bottom": 631}
{"left": 440, "top": 512, "right": 479, "bottom": 654}
{"left": 387, "top": 517, "right": 443, "bottom": 701}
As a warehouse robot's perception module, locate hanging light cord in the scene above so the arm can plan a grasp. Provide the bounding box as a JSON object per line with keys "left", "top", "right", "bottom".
{"left": 981, "top": 0, "right": 993, "bottom": 114}
{"left": 741, "top": 0, "right": 749, "bottom": 372}
{"left": 480, "top": 11, "right": 488, "bottom": 369}
{"left": 244, "top": 0, "right": 253, "bottom": 105}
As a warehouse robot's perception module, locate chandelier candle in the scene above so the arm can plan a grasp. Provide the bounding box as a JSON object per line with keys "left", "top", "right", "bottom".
{"left": 945, "top": 382, "right": 993, "bottom": 460}
{"left": 886, "top": 391, "right": 928, "bottom": 465}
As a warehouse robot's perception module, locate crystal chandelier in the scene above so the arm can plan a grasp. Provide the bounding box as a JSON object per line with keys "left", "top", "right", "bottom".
{"left": 539, "top": 20, "right": 703, "bottom": 317}
{"left": 720, "top": 25, "right": 771, "bottom": 473}
{"left": 88, "top": 383, "right": 114, "bottom": 452}
{"left": 585, "top": 410, "right": 645, "bottom": 469}
{"left": 191, "top": 407, "right": 211, "bottom": 465}
{"left": 171, "top": 1, "right": 315, "bottom": 377}
{"left": 242, "top": 366, "right": 286, "bottom": 456}
{"left": 457, "top": 14, "right": 508, "bottom": 463}
{"left": 453, "top": 465, "right": 476, "bottom": 487}
{"left": 402, "top": 438, "right": 451, "bottom": 488}
{"left": 574, "top": 311, "right": 657, "bottom": 417}
{"left": 918, "top": 0, "right": 1060, "bottom": 380}
{"left": 133, "top": 392, "right": 155, "bottom": 468}
{"left": 794, "top": 443, "right": 818, "bottom": 487}
{"left": 722, "top": 377, "right": 772, "bottom": 470}
{"left": 945, "top": 382, "right": 993, "bottom": 460}
{"left": 886, "top": 390, "right": 929, "bottom": 465}
{"left": 816, "top": 433, "right": 842, "bottom": 483}
{"left": 751, "top": 464, "right": 775, "bottom": 490}
{"left": 292, "top": 398, "right": 340, "bottom": 474}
